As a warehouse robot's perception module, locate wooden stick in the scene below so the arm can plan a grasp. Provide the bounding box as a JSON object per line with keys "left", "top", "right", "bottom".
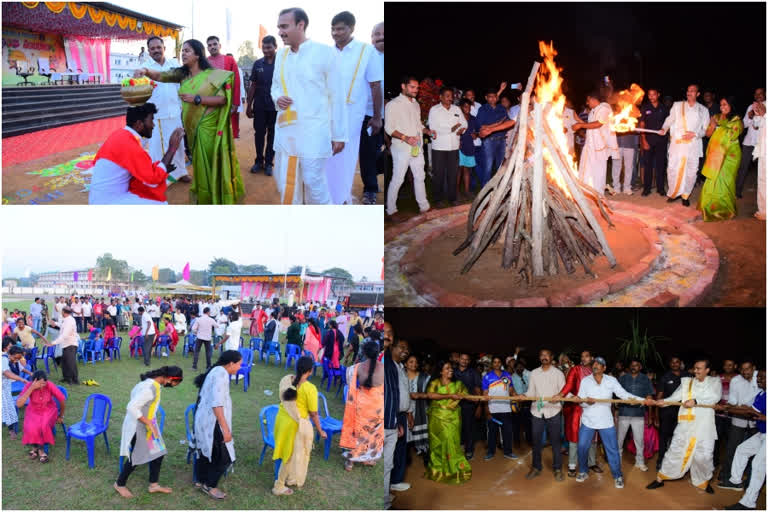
{"left": 531, "top": 101, "right": 545, "bottom": 276}
{"left": 423, "top": 394, "right": 717, "bottom": 409}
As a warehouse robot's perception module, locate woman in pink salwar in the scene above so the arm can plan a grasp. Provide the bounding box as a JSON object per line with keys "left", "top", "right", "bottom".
{"left": 15, "top": 371, "right": 66, "bottom": 463}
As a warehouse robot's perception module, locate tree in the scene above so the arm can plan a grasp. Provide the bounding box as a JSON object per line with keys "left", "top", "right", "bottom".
{"left": 131, "top": 269, "right": 148, "bottom": 283}
{"left": 239, "top": 264, "right": 270, "bottom": 275}
{"left": 237, "top": 40, "right": 255, "bottom": 70}
{"left": 189, "top": 270, "right": 210, "bottom": 286}
{"left": 616, "top": 314, "right": 668, "bottom": 373}
{"left": 288, "top": 265, "right": 305, "bottom": 274}
{"left": 208, "top": 258, "right": 239, "bottom": 276}
{"left": 321, "top": 267, "right": 354, "bottom": 283}
{"left": 95, "top": 253, "right": 130, "bottom": 281}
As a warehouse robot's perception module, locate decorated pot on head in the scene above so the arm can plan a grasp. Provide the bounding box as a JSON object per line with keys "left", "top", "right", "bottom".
{"left": 120, "top": 77, "right": 157, "bottom": 105}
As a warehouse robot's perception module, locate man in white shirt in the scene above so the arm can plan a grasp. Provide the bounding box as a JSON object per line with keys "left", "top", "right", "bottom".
{"left": 271, "top": 7, "right": 347, "bottom": 204}
{"left": 324, "top": 11, "right": 383, "bottom": 205}
{"left": 139, "top": 306, "right": 156, "bottom": 367}
{"left": 131, "top": 298, "right": 141, "bottom": 326}
{"left": 718, "top": 361, "right": 759, "bottom": 487}
{"left": 577, "top": 356, "right": 653, "bottom": 488}
{"left": 358, "top": 21, "right": 385, "bottom": 205}
{"left": 518, "top": 349, "right": 566, "bottom": 481}
{"left": 660, "top": 84, "right": 710, "bottom": 207}
{"left": 428, "top": 87, "right": 467, "bottom": 207}
{"left": 29, "top": 298, "right": 42, "bottom": 334}
{"left": 82, "top": 299, "right": 93, "bottom": 331}
{"left": 736, "top": 88, "right": 765, "bottom": 198}
{"left": 218, "top": 312, "right": 243, "bottom": 351}
{"left": 385, "top": 76, "right": 435, "bottom": 220}
{"left": 647, "top": 359, "right": 722, "bottom": 493}
{"left": 754, "top": 100, "right": 767, "bottom": 220}
{"left": 192, "top": 307, "right": 217, "bottom": 370}
{"left": 143, "top": 36, "right": 188, "bottom": 184}
{"left": 572, "top": 91, "right": 619, "bottom": 197}
{"left": 70, "top": 297, "right": 83, "bottom": 332}
{"left": 45, "top": 306, "right": 79, "bottom": 384}
{"left": 54, "top": 297, "right": 64, "bottom": 323}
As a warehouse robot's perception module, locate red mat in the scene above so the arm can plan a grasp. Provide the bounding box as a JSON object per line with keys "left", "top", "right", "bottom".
{"left": 2, "top": 116, "right": 124, "bottom": 168}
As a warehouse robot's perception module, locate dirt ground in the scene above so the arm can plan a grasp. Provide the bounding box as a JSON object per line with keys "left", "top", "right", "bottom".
{"left": 388, "top": 167, "right": 766, "bottom": 307}
{"left": 393, "top": 444, "right": 766, "bottom": 510}
{"left": 2, "top": 119, "right": 384, "bottom": 205}
{"left": 419, "top": 214, "right": 648, "bottom": 300}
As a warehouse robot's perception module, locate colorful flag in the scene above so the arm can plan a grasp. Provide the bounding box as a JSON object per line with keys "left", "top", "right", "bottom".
{"left": 106, "top": 268, "right": 112, "bottom": 281}
{"left": 381, "top": 257, "right": 384, "bottom": 280}
{"left": 183, "top": 262, "right": 190, "bottom": 281}
{"left": 258, "top": 24, "right": 267, "bottom": 49}
{"left": 73, "top": 271, "right": 79, "bottom": 282}
{"left": 152, "top": 266, "right": 159, "bottom": 281}
{"left": 87, "top": 269, "right": 93, "bottom": 281}
{"left": 130, "top": 272, "right": 134, "bottom": 282}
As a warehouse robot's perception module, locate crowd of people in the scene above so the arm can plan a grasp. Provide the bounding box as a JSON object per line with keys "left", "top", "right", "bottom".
{"left": 377, "top": 327, "right": 765, "bottom": 511}
{"left": 87, "top": 7, "right": 385, "bottom": 206}
{"left": 385, "top": 74, "right": 767, "bottom": 223}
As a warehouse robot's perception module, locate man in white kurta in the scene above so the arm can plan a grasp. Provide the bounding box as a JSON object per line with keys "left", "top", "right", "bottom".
{"left": 661, "top": 85, "right": 710, "bottom": 205}
{"left": 647, "top": 359, "right": 722, "bottom": 492}
{"left": 143, "top": 37, "right": 188, "bottom": 183}
{"left": 272, "top": 8, "right": 347, "bottom": 205}
{"left": 751, "top": 101, "right": 766, "bottom": 220}
{"left": 324, "top": 13, "right": 383, "bottom": 205}
{"left": 574, "top": 93, "right": 619, "bottom": 196}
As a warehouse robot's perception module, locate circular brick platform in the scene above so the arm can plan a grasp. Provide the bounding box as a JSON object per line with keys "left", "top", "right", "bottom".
{"left": 385, "top": 201, "right": 719, "bottom": 307}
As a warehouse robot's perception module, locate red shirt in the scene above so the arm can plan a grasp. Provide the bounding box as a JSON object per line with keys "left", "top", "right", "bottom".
{"left": 208, "top": 53, "right": 241, "bottom": 106}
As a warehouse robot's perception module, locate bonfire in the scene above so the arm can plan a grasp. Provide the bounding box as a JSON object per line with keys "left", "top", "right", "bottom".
{"left": 454, "top": 42, "right": 642, "bottom": 284}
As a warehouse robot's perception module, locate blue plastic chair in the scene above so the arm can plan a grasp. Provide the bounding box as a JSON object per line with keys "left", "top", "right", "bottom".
{"left": 322, "top": 358, "right": 343, "bottom": 392}
{"left": 258, "top": 405, "right": 279, "bottom": 465}
{"left": 316, "top": 392, "right": 342, "bottom": 460}
{"left": 233, "top": 348, "right": 254, "bottom": 392}
{"left": 131, "top": 336, "right": 144, "bottom": 359}
{"left": 334, "top": 365, "right": 348, "bottom": 399}
{"left": 343, "top": 384, "right": 349, "bottom": 402}
{"left": 65, "top": 393, "right": 112, "bottom": 468}
{"left": 35, "top": 345, "right": 57, "bottom": 374}
{"left": 263, "top": 341, "right": 281, "bottom": 366}
{"left": 86, "top": 339, "right": 105, "bottom": 365}
{"left": 284, "top": 344, "right": 302, "bottom": 369}
{"left": 119, "top": 405, "right": 165, "bottom": 472}
{"left": 154, "top": 335, "right": 171, "bottom": 357}
{"left": 106, "top": 337, "right": 122, "bottom": 361}
{"left": 303, "top": 350, "right": 322, "bottom": 378}
{"left": 27, "top": 347, "right": 38, "bottom": 371}
{"left": 184, "top": 404, "right": 198, "bottom": 482}
{"left": 183, "top": 334, "right": 196, "bottom": 357}
{"left": 76, "top": 339, "right": 86, "bottom": 363}
{"left": 249, "top": 337, "right": 263, "bottom": 354}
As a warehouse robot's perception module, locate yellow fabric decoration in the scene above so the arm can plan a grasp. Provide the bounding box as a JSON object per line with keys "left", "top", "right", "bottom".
{"left": 67, "top": 2, "right": 87, "bottom": 19}
{"left": 44, "top": 2, "right": 67, "bottom": 13}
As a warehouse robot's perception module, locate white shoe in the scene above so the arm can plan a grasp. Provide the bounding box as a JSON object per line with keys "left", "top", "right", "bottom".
{"left": 635, "top": 463, "right": 648, "bottom": 471}
{"left": 390, "top": 482, "right": 411, "bottom": 492}
{"left": 624, "top": 189, "right": 633, "bottom": 196}
{"left": 605, "top": 184, "right": 616, "bottom": 195}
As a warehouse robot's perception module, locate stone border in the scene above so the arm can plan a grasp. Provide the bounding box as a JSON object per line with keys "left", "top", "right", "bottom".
{"left": 386, "top": 201, "right": 719, "bottom": 307}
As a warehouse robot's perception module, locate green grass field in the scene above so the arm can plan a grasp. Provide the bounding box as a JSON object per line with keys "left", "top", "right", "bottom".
{"left": 2, "top": 301, "right": 382, "bottom": 510}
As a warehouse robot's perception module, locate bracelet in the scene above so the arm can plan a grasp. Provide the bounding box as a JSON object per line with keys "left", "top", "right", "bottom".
{"left": 194, "top": 95, "right": 202, "bottom": 106}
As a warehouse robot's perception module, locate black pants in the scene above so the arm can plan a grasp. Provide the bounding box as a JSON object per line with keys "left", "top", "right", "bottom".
{"left": 132, "top": 313, "right": 141, "bottom": 326}
{"left": 643, "top": 143, "right": 667, "bottom": 193}
{"left": 487, "top": 412, "right": 514, "bottom": 456}
{"left": 193, "top": 339, "right": 212, "bottom": 369}
{"left": 197, "top": 423, "right": 231, "bottom": 488}
{"left": 520, "top": 405, "right": 532, "bottom": 445}
{"left": 431, "top": 149, "right": 459, "bottom": 203}
{"left": 657, "top": 409, "right": 678, "bottom": 470}
{"left": 253, "top": 110, "right": 277, "bottom": 166}
{"left": 84, "top": 316, "right": 91, "bottom": 331}
{"left": 714, "top": 414, "right": 730, "bottom": 467}
{"left": 75, "top": 317, "right": 84, "bottom": 333}
{"left": 61, "top": 345, "right": 78, "bottom": 384}
{"left": 531, "top": 412, "right": 562, "bottom": 471}
{"left": 460, "top": 404, "right": 478, "bottom": 455}
{"left": 143, "top": 334, "right": 155, "bottom": 366}
{"left": 116, "top": 435, "right": 163, "bottom": 485}
{"left": 719, "top": 423, "right": 756, "bottom": 483}
{"left": 736, "top": 145, "right": 755, "bottom": 196}
{"left": 390, "top": 412, "right": 408, "bottom": 485}
{"left": 359, "top": 116, "right": 382, "bottom": 194}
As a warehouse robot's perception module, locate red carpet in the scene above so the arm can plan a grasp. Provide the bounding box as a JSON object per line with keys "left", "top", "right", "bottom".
{"left": 2, "top": 116, "right": 124, "bottom": 168}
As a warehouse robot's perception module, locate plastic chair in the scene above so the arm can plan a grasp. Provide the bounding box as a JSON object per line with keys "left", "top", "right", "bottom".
{"left": 183, "top": 334, "right": 196, "bottom": 357}
{"left": 334, "top": 365, "right": 348, "bottom": 399}
{"left": 249, "top": 337, "right": 263, "bottom": 354}
{"left": 131, "top": 336, "right": 144, "bottom": 359}
{"left": 154, "top": 335, "right": 171, "bottom": 357}
{"left": 233, "top": 348, "right": 254, "bottom": 392}
{"left": 38, "top": 345, "right": 58, "bottom": 374}
{"left": 85, "top": 339, "right": 104, "bottom": 365}
{"left": 316, "top": 392, "right": 342, "bottom": 460}
{"left": 284, "top": 344, "right": 302, "bottom": 369}
{"left": 263, "top": 341, "right": 281, "bottom": 366}
{"left": 258, "top": 405, "right": 279, "bottom": 465}
{"left": 27, "top": 346, "right": 39, "bottom": 371}
{"left": 343, "top": 384, "right": 349, "bottom": 402}
{"left": 321, "top": 358, "right": 343, "bottom": 392}
{"left": 304, "top": 350, "right": 322, "bottom": 378}
{"left": 65, "top": 393, "right": 112, "bottom": 468}
{"left": 119, "top": 405, "right": 165, "bottom": 472}
{"left": 107, "top": 337, "right": 122, "bottom": 361}
{"left": 239, "top": 336, "right": 245, "bottom": 348}
{"left": 76, "top": 339, "right": 85, "bottom": 363}
{"left": 184, "top": 404, "right": 198, "bottom": 482}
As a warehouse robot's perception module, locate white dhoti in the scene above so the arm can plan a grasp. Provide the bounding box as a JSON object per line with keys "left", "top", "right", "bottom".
{"left": 144, "top": 117, "right": 188, "bottom": 183}
{"left": 326, "top": 111, "right": 364, "bottom": 204}
{"left": 666, "top": 140, "right": 699, "bottom": 199}
{"left": 754, "top": 113, "right": 766, "bottom": 218}
{"left": 577, "top": 102, "right": 618, "bottom": 195}
{"left": 658, "top": 425, "right": 715, "bottom": 488}
{"left": 274, "top": 151, "right": 331, "bottom": 205}
{"left": 730, "top": 432, "right": 766, "bottom": 508}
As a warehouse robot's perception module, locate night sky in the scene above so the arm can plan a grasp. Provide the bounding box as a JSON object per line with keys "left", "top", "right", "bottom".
{"left": 385, "top": 2, "right": 766, "bottom": 112}
{"left": 385, "top": 308, "right": 766, "bottom": 372}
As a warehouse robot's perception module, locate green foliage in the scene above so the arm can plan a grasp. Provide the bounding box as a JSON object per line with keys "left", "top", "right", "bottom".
{"left": 208, "top": 258, "right": 239, "bottom": 276}
{"left": 321, "top": 267, "right": 354, "bottom": 284}
{"left": 239, "top": 264, "right": 270, "bottom": 275}
{"left": 95, "top": 253, "right": 130, "bottom": 281}
{"left": 616, "top": 314, "right": 668, "bottom": 372}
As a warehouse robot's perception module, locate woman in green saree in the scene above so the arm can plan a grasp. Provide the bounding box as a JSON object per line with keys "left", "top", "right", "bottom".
{"left": 699, "top": 97, "right": 744, "bottom": 221}
{"left": 411, "top": 361, "right": 472, "bottom": 484}
{"left": 136, "top": 39, "right": 244, "bottom": 204}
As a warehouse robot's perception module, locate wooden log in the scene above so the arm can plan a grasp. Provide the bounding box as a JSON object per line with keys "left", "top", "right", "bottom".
{"left": 550, "top": 204, "right": 593, "bottom": 275}
{"left": 541, "top": 129, "right": 617, "bottom": 267}
{"left": 550, "top": 212, "right": 576, "bottom": 274}
{"left": 531, "top": 101, "right": 545, "bottom": 276}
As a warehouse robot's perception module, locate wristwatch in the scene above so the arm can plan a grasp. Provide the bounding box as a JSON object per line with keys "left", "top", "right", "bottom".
{"left": 194, "top": 95, "right": 202, "bottom": 106}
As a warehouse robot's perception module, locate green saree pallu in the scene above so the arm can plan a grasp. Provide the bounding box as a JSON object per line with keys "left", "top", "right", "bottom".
{"left": 160, "top": 67, "right": 245, "bottom": 204}
{"left": 425, "top": 380, "right": 472, "bottom": 484}
{"left": 699, "top": 115, "right": 744, "bottom": 221}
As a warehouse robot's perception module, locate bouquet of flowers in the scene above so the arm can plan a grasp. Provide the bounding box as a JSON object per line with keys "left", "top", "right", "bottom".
{"left": 120, "top": 76, "right": 158, "bottom": 105}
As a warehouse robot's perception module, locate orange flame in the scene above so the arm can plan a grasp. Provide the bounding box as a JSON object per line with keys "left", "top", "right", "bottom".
{"left": 534, "top": 41, "right": 572, "bottom": 199}
{"left": 610, "top": 83, "right": 645, "bottom": 133}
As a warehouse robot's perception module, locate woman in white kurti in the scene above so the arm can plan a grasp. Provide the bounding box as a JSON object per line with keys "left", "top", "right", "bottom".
{"left": 114, "top": 366, "right": 183, "bottom": 498}
{"left": 193, "top": 350, "right": 243, "bottom": 500}
{"left": 574, "top": 93, "right": 619, "bottom": 196}
{"left": 173, "top": 310, "right": 187, "bottom": 336}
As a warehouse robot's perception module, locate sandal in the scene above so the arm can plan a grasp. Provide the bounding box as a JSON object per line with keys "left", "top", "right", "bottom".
{"left": 39, "top": 453, "right": 50, "bottom": 463}
{"left": 29, "top": 449, "right": 40, "bottom": 460}
{"left": 201, "top": 485, "right": 226, "bottom": 500}
{"left": 272, "top": 487, "right": 294, "bottom": 496}
{"left": 344, "top": 460, "right": 354, "bottom": 472}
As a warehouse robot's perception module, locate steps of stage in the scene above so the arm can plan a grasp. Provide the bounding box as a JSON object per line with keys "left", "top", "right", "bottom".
{"left": 2, "top": 84, "right": 128, "bottom": 138}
